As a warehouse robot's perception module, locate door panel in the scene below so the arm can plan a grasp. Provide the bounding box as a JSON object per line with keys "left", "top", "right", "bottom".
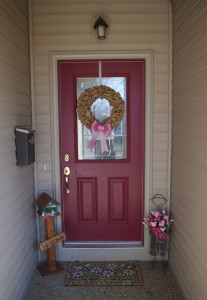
{"left": 58, "top": 60, "right": 145, "bottom": 245}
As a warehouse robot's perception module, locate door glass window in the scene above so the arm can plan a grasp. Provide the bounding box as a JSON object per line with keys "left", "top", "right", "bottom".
{"left": 77, "top": 77, "right": 127, "bottom": 160}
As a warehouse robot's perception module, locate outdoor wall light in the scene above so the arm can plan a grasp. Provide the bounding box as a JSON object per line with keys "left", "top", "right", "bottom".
{"left": 94, "top": 16, "right": 108, "bottom": 40}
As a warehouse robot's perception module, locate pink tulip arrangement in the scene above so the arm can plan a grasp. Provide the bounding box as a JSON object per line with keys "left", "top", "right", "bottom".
{"left": 143, "top": 210, "right": 174, "bottom": 240}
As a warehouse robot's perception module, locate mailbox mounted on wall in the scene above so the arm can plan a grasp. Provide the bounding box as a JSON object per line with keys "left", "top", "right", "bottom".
{"left": 15, "top": 127, "right": 35, "bottom": 165}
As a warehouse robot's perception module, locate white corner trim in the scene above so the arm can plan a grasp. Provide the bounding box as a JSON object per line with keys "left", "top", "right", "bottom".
{"left": 29, "top": 0, "right": 41, "bottom": 261}
{"left": 50, "top": 51, "right": 153, "bottom": 261}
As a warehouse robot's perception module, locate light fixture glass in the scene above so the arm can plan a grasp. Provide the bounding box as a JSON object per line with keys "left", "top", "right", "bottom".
{"left": 94, "top": 16, "right": 108, "bottom": 40}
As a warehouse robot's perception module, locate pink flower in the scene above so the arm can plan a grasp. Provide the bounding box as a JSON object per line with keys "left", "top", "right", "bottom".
{"left": 163, "top": 215, "right": 169, "bottom": 221}
{"left": 150, "top": 222, "right": 157, "bottom": 228}
{"left": 159, "top": 220, "right": 165, "bottom": 227}
{"left": 152, "top": 211, "right": 160, "bottom": 218}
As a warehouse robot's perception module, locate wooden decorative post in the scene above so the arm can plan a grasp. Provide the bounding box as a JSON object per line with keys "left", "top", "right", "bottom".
{"left": 36, "top": 193, "right": 66, "bottom": 277}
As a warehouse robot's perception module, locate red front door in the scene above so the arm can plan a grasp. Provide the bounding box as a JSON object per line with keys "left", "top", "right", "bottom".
{"left": 58, "top": 60, "right": 145, "bottom": 246}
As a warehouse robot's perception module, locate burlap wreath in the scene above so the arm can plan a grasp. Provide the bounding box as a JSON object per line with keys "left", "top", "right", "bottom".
{"left": 76, "top": 85, "right": 125, "bottom": 129}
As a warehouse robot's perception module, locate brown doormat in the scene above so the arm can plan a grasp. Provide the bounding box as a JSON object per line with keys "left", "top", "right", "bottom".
{"left": 64, "top": 261, "right": 143, "bottom": 286}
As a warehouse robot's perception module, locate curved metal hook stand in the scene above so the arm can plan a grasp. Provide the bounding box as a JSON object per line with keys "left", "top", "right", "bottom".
{"left": 151, "top": 193, "right": 168, "bottom": 209}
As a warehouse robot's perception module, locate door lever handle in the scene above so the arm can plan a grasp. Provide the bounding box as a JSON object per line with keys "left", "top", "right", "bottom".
{"left": 64, "top": 167, "right": 70, "bottom": 193}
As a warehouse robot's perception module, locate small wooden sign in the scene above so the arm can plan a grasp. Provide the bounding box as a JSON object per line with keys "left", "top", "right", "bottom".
{"left": 39, "top": 232, "right": 66, "bottom": 252}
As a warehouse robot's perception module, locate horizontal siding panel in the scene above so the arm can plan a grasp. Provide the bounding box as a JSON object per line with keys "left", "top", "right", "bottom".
{"left": 38, "top": 180, "right": 53, "bottom": 190}
{"left": 153, "top": 151, "right": 168, "bottom": 162}
{"left": 153, "top": 141, "right": 168, "bottom": 152}
{"left": 16, "top": 0, "right": 29, "bottom": 17}
{"left": 0, "top": 16, "right": 28, "bottom": 52}
{"left": 153, "top": 132, "right": 169, "bottom": 142}
{"left": 154, "top": 113, "right": 169, "bottom": 124}
{"left": 0, "top": 45, "right": 30, "bottom": 74}
{"left": 151, "top": 169, "right": 168, "bottom": 180}
{"left": 171, "top": 157, "right": 207, "bottom": 201}
{"left": 33, "top": 34, "right": 168, "bottom": 47}
{"left": 0, "top": 101, "right": 31, "bottom": 115}
{"left": 0, "top": 0, "right": 29, "bottom": 31}
{"left": 36, "top": 152, "right": 52, "bottom": 162}
{"left": 0, "top": 127, "right": 14, "bottom": 141}
{"left": 173, "top": 81, "right": 207, "bottom": 102}
{"left": 36, "top": 133, "right": 51, "bottom": 144}
{"left": 37, "top": 143, "right": 52, "bottom": 153}
{"left": 154, "top": 63, "right": 168, "bottom": 73}
{"left": 152, "top": 179, "right": 167, "bottom": 190}
{"left": 34, "top": 13, "right": 168, "bottom": 26}
{"left": 0, "top": 86, "right": 30, "bottom": 105}
{"left": 33, "top": 0, "right": 167, "bottom": 4}
{"left": 0, "top": 164, "right": 33, "bottom": 186}
{"left": 154, "top": 82, "right": 169, "bottom": 94}
{"left": 34, "top": 22, "right": 168, "bottom": 36}
{"left": 35, "top": 96, "right": 50, "bottom": 105}
{"left": 0, "top": 1, "right": 36, "bottom": 300}
{"left": 0, "top": 32, "right": 29, "bottom": 67}
{"left": 38, "top": 170, "right": 53, "bottom": 181}
{"left": 173, "top": 97, "right": 207, "bottom": 114}
{"left": 173, "top": 1, "right": 206, "bottom": 51}
{"left": 0, "top": 114, "right": 31, "bottom": 127}
{"left": 173, "top": 37, "right": 207, "bottom": 76}
{"left": 173, "top": 49, "right": 207, "bottom": 80}
{"left": 173, "top": 0, "right": 200, "bottom": 33}
{"left": 171, "top": 2, "right": 207, "bottom": 299}
{"left": 0, "top": 140, "right": 15, "bottom": 156}
{"left": 36, "top": 104, "right": 51, "bottom": 115}
{"left": 34, "top": 86, "right": 50, "bottom": 96}
{"left": 154, "top": 53, "right": 169, "bottom": 63}
{"left": 173, "top": 111, "right": 207, "bottom": 126}
{"left": 154, "top": 103, "right": 168, "bottom": 113}
{"left": 153, "top": 161, "right": 168, "bottom": 171}
{"left": 0, "top": 72, "right": 30, "bottom": 95}
{"left": 0, "top": 59, "right": 29, "bottom": 83}
{"left": 0, "top": 185, "right": 34, "bottom": 227}
{"left": 0, "top": 4, "right": 29, "bottom": 37}
{"left": 173, "top": 124, "right": 207, "bottom": 140}
{"left": 36, "top": 115, "right": 51, "bottom": 125}
{"left": 34, "top": 75, "right": 49, "bottom": 87}
{"left": 154, "top": 94, "right": 169, "bottom": 104}
{"left": 35, "top": 124, "right": 51, "bottom": 134}
{"left": 172, "top": 135, "right": 207, "bottom": 168}
{"left": 0, "top": 153, "right": 17, "bottom": 170}
{"left": 154, "top": 124, "right": 169, "bottom": 133}
{"left": 33, "top": 42, "right": 168, "bottom": 57}
{"left": 173, "top": 64, "right": 207, "bottom": 94}
{"left": 33, "top": 2, "right": 168, "bottom": 15}
{"left": 170, "top": 191, "right": 207, "bottom": 258}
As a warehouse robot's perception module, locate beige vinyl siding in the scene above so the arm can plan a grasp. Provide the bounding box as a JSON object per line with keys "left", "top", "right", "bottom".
{"left": 31, "top": 0, "right": 170, "bottom": 207}
{"left": 0, "top": 1, "right": 37, "bottom": 300}
{"left": 170, "top": 1, "right": 207, "bottom": 299}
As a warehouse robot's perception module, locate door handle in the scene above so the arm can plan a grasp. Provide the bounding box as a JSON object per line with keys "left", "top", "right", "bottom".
{"left": 64, "top": 167, "right": 70, "bottom": 193}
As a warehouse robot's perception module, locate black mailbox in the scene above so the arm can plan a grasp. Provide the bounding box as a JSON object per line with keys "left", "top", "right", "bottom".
{"left": 15, "top": 127, "right": 35, "bottom": 165}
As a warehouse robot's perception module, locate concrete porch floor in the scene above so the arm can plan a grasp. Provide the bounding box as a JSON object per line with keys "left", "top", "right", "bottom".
{"left": 23, "top": 261, "right": 185, "bottom": 299}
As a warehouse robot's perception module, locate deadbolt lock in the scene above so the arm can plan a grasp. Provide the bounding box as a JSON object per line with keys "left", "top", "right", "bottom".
{"left": 64, "top": 154, "right": 69, "bottom": 162}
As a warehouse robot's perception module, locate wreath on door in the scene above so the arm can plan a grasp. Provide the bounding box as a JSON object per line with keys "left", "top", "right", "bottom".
{"left": 76, "top": 85, "right": 125, "bottom": 152}
{"left": 76, "top": 85, "right": 125, "bottom": 129}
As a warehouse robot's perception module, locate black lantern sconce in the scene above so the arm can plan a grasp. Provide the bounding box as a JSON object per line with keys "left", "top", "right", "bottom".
{"left": 94, "top": 16, "right": 108, "bottom": 40}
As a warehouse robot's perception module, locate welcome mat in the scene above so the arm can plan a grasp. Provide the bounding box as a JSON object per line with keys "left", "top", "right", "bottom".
{"left": 64, "top": 261, "right": 143, "bottom": 286}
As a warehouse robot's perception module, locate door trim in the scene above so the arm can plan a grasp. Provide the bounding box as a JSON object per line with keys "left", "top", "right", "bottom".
{"left": 50, "top": 51, "right": 153, "bottom": 261}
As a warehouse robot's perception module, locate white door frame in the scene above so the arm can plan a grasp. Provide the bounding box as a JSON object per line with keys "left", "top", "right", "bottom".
{"left": 50, "top": 51, "right": 153, "bottom": 261}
